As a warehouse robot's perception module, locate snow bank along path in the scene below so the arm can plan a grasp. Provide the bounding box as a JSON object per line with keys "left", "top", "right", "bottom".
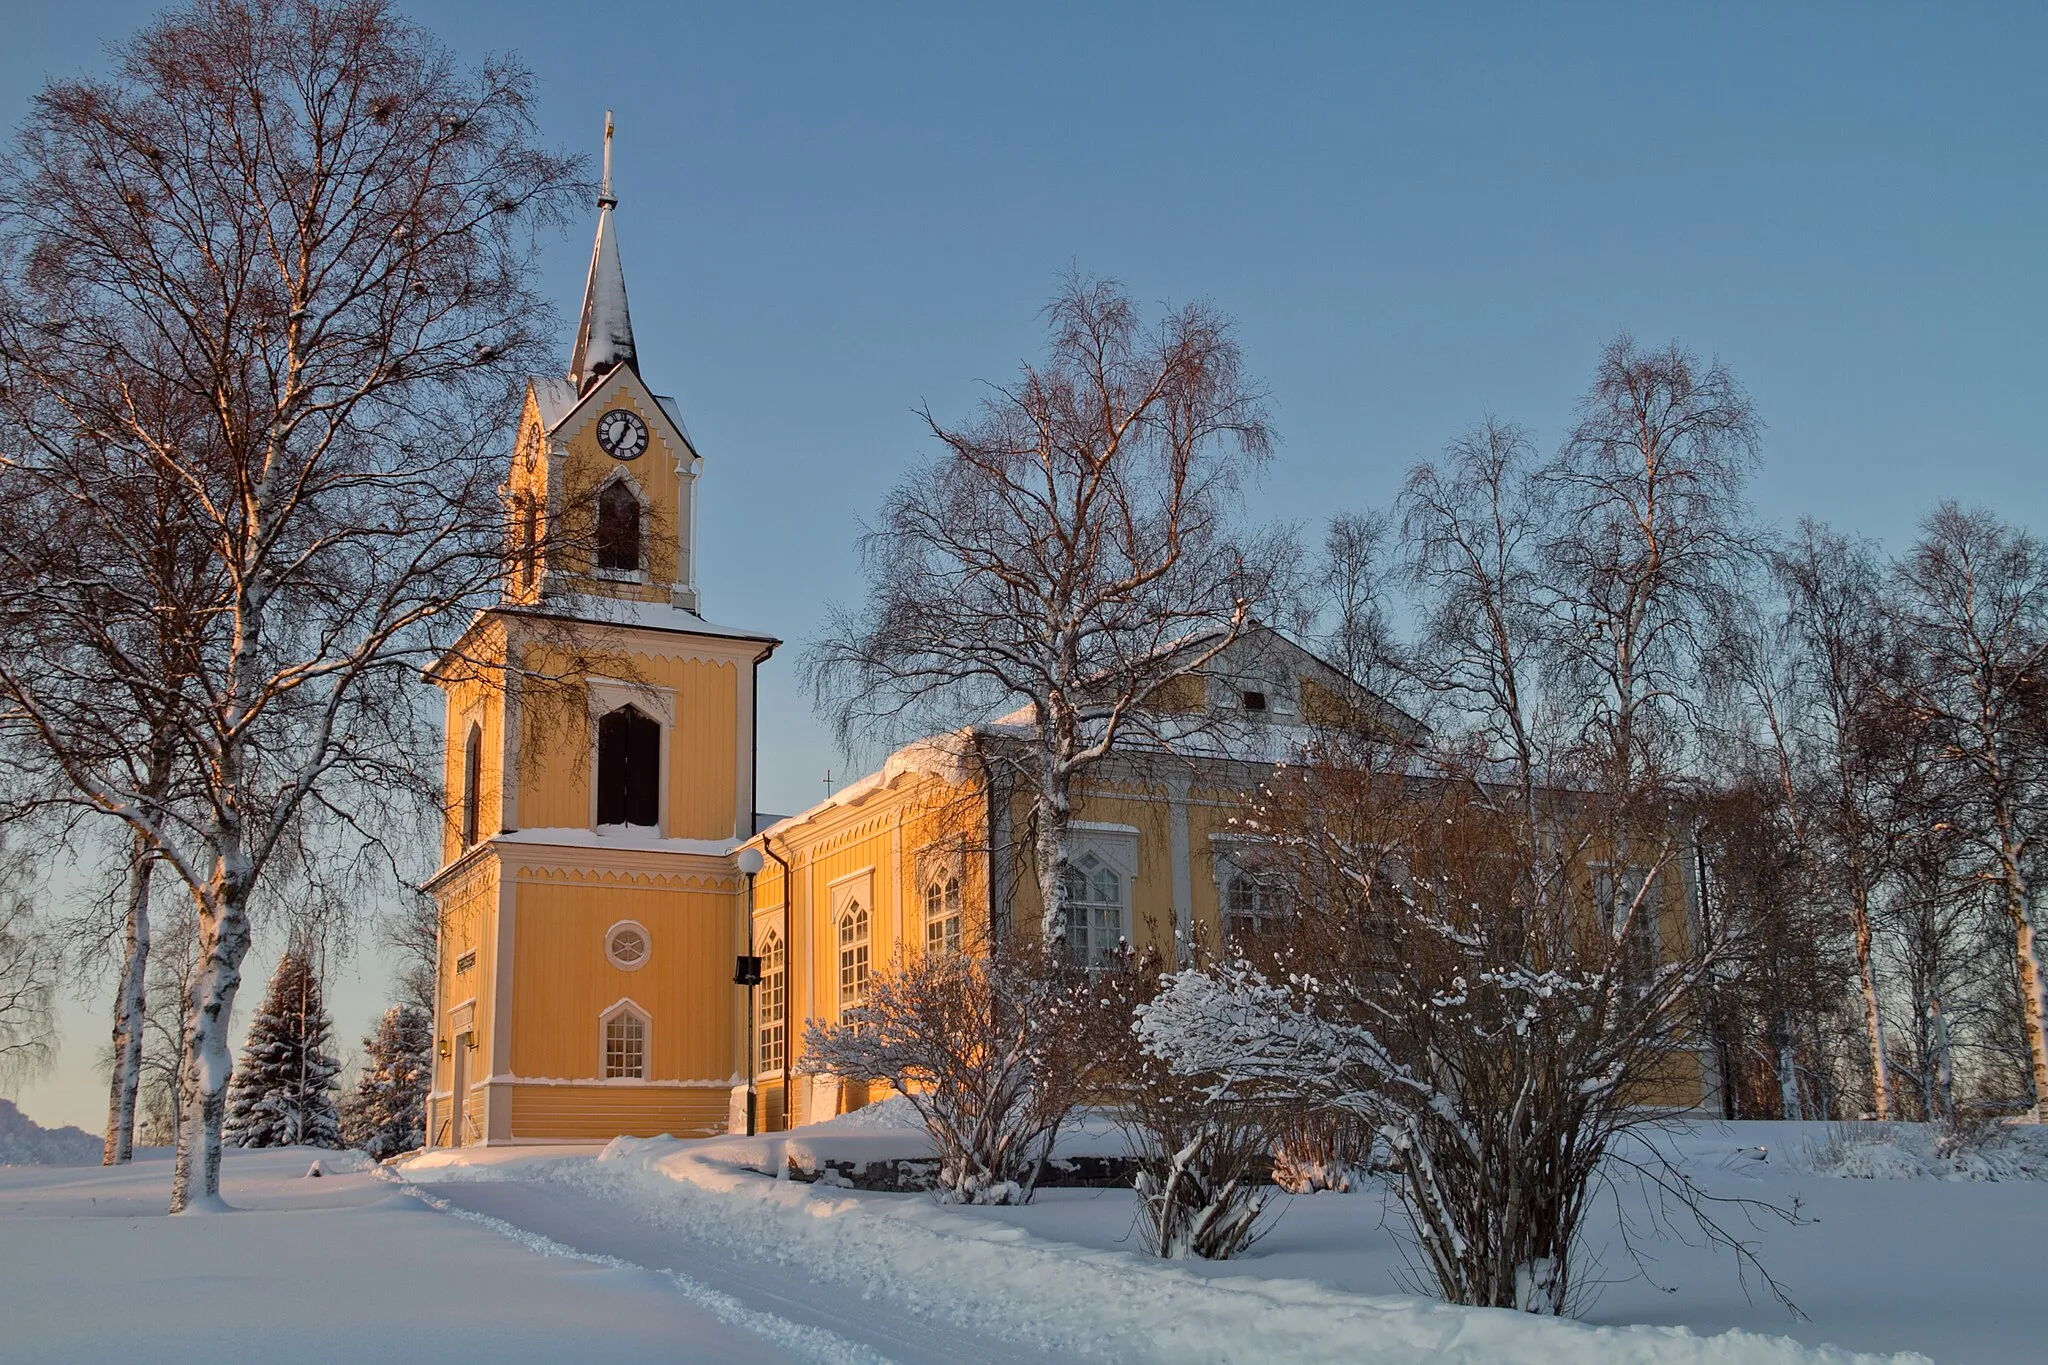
{"left": 396, "top": 1129, "right": 1923, "bottom": 1365}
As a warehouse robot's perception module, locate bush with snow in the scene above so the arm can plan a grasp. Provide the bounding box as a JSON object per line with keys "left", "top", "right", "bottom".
{"left": 1135, "top": 745, "right": 1786, "bottom": 1315}
{"left": 799, "top": 948, "right": 1092, "bottom": 1204}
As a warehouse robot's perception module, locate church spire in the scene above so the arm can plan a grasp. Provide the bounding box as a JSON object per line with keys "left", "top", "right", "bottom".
{"left": 568, "top": 111, "right": 637, "bottom": 395}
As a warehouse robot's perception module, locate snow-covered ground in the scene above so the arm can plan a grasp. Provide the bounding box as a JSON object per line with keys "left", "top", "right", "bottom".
{"left": 393, "top": 1109, "right": 2043, "bottom": 1364}
{"left": 6, "top": 1113, "right": 2038, "bottom": 1363}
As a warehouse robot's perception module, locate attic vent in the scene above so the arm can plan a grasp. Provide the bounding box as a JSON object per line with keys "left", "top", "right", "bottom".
{"left": 455, "top": 949, "right": 477, "bottom": 974}
{"left": 1241, "top": 690, "right": 1268, "bottom": 712}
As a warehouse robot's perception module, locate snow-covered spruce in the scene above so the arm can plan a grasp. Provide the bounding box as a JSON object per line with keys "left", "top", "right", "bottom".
{"left": 341, "top": 1003, "right": 431, "bottom": 1159}
{"left": 224, "top": 950, "right": 342, "bottom": 1150}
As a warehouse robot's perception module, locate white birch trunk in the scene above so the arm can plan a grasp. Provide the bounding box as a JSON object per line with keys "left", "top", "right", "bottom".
{"left": 100, "top": 837, "right": 152, "bottom": 1165}
{"left": 1849, "top": 891, "right": 1893, "bottom": 1121}
{"left": 1034, "top": 773, "right": 1071, "bottom": 952}
{"left": 1776, "top": 1033, "right": 1803, "bottom": 1123}
{"left": 170, "top": 872, "right": 252, "bottom": 1212}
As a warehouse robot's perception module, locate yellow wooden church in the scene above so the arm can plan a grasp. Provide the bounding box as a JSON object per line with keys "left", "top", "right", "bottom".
{"left": 422, "top": 135, "right": 1709, "bottom": 1149}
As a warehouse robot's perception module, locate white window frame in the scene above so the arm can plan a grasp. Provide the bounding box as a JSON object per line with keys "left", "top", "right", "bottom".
{"left": 756, "top": 927, "right": 787, "bottom": 1077}
{"left": 590, "top": 467, "right": 652, "bottom": 584}
{"left": 837, "top": 901, "right": 871, "bottom": 1009}
{"left": 598, "top": 997, "right": 650, "bottom": 1081}
{"left": 604, "top": 919, "right": 651, "bottom": 971}
{"left": 586, "top": 677, "right": 673, "bottom": 835}
{"left": 1062, "top": 825, "right": 1138, "bottom": 970}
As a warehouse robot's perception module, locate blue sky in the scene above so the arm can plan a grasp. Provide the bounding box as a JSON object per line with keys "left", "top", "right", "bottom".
{"left": 6, "top": 2, "right": 2044, "bottom": 1128}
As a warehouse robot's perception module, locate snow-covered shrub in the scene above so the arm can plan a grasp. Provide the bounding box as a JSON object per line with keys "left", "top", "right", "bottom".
{"left": 800, "top": 948, "right": 1091, "bottom": 1204}
{"left": 1137, "top": 742, "right": 1762, "bottom": 1315}
{"left": 225, "top": 949, "right": 341, "bottom": 1149}
{"left": 341, "top": 1003, "right": 431, "bottom": 1159}
{"left": 1086, "top": 948, "right": 1274, "bottom": 1259}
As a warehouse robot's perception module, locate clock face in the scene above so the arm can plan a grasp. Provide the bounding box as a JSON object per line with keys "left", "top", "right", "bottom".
{"left": 595, "top": 408, "right": 648, "bottom": 460}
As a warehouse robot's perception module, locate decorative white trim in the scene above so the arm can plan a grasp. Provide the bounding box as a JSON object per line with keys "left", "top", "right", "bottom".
{"left": 604, "top": 919, "right": 651, "bottom": 971}
{"left": 598, "top": 997, "right": 652, "bottom": 1080}
{"left": 585, "top": 676, "right": 673, "bottom": 836}
{"left": 481, "top": 1073, "right": 742, "bottom": 1089}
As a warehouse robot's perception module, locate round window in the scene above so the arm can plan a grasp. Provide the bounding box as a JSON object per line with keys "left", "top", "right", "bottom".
{"left": 605, "top": 921, "right": 649, "bottom": 970}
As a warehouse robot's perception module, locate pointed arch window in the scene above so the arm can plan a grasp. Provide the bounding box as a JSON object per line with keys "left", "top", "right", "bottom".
{"left": 758, "top": 929, "right": 786, "bottom": 1074}
{"left": 1062, "top": 851, "right": 1125, "bottom": 969}
{"left": 517, "top": 496, "right": 541, "bottom": 594}
{"left": 460, "top": 723, "right": 483, "bottom": 849}
{"left": 595, "top": 481, "right": 641, "bottom": 572}
{"left": 601, "top": 1000, "right": 648, "bottom": 1080}
{"left": 924, "top": 873, "right": 962, "bottom": 956}
{"left": 838, "top": 902, "right": 870, "bottom": 1008}
{"left": 596, "top": 704, "right": 660, "bottom": 828}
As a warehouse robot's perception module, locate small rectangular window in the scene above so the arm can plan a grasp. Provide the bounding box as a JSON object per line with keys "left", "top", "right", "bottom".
{"left": 1241, "top": 690, "right": 1268, "bottom": 712}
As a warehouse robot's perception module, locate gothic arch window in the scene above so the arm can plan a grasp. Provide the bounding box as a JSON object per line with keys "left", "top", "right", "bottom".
{"left": 517, "top": 496, "right": 541, "bottom": 594}
{"left": 460, "top": 723, "right": 482, "bottom": 849}
{"left": 595, "top": 704, "right": 660, "bottom": 828}
{"left": 600, "top": 1000, "right": 649, "bottom": 1080}
{"left": 595, "top": 480, "right": 642, "bottom": 573}
{"left": 838, "top": 902, "right": 870, "bottom": 1008}
{"left": 758, "top": 929, "right": 786, "bottom": 1074}
{"left": 1062, "top": 851, "right": 1125, "bottom": 970}
{"left": 923, "top": 873, "right": 962, "bottom": 956}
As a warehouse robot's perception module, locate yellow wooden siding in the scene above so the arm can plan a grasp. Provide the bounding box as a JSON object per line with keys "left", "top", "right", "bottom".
{"left": 511, "top": 645, "right": 740, "bottom": 840}
{"left": 435, "top": 619, "right": 509, "bottom": 865}
{"left": 507, "top": 871, "right": 742, "bottom": 1085}
{"left": 510, "top": 1083, "right": 728, "bottom": 1140}
{"left": 551, "top": 384, "right": 684, "bottom": 601}
{"left": 430, "top": 858, "right": 499, "bottom": 1098}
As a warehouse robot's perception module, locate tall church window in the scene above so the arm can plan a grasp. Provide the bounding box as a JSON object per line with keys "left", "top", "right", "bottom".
{"left": 459, "top": 723, "right": 483, "bottom": 848}
{"left": 595, "top": 481, "right": 641, "bottom": 572}
{"left": 517, "top": 497, "right": 540, "bottom": 593}
{"left": 595, "top": 704, "right": 660, "bottom": 828}
{"left": 1061, "top": 851, "right": 1125, "bottom": 970}
{"left": 924, "top": 873, "right": 962, "bottom": 955}
{"left": 602, "top": 1002, "right": 648, "bottom": 1079}
{"left": 838, "top": 902, "right": 870, "bottom": 1008}
{"left": 758, "top": 930, "right": 786, "bottom": 1073}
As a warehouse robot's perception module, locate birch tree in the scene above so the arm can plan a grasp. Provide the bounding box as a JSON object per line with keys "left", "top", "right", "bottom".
{"left": 0, "top": 0, "right": 578, "bottom": 1208}
{"left": 1887, "top": 504, "right": 2048, "bottom": 1120}
{"left": 1769, "top": 522, "right": 1901, "bottom": 1118}
{"left": 808, "top": 275, "right": 1274, "bottom": 950}
{"left": 1544, "top": 335, "right": 1760, "bottom": 803}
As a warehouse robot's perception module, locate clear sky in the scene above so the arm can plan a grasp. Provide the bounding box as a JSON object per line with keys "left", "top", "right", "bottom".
{"left": 6, "top": 2, "right": 2043, "bottom": 1131}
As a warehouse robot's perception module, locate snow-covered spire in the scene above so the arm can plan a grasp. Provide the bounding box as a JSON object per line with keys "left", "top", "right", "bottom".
{"left": 568, "top": 111, "right": 637, "bottom": 395}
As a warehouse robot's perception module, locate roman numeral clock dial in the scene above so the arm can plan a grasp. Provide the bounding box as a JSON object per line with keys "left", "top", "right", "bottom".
{"left": 595, "top": 408, "right": 648, "bottom": 460}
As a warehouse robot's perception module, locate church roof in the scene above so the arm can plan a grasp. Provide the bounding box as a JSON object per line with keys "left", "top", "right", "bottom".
{"left": 568, "top": 199, "right": 636, "bottom": 393}
{"left": 567, "top": 113, "right": 637, "bottom": 395}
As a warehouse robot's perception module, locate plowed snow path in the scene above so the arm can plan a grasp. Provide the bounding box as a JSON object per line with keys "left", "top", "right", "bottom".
{"left": 409, "top": 1176, "right": 1067, "bottom": 1365}
{"left": 0, "top": 1149, "right": 801, "bottom": 1364}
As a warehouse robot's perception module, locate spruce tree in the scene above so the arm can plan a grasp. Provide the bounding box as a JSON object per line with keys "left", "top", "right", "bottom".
{"left": 224, "top": 949, "right": 341, "bottom": 1148}
{"left": 340, "top": 1003, "right": 431, "bottom": 1158}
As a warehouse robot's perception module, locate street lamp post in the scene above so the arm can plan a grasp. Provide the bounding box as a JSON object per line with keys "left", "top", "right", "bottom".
{"left": 733, "top": 845, "right": 766, "bottom": 1137}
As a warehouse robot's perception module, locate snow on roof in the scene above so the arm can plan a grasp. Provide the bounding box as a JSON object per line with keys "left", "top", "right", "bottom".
{"left": 568, "top": 202, "right": 637, "bottom": 393}
{"left": 753, "top": 730, "right": 978, "bottom": 841}
{"left": 506, "top": 593, "right": 779, "bottom": 647}
{"left": 530, "top": 375, "right": 579, "bottom": 430}
{"left": 492, "top": 826, "right": 744, "bottom": 858}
